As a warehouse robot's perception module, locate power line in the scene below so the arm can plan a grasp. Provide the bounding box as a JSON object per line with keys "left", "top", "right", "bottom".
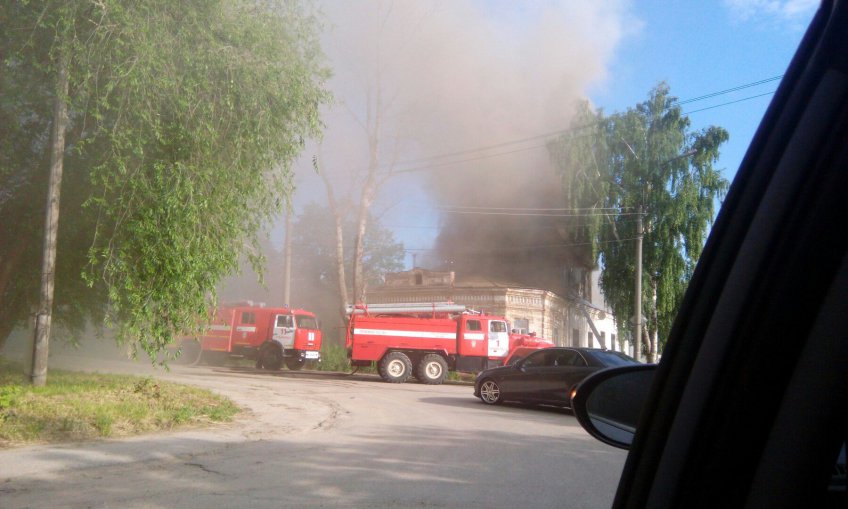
{"left": 677, "top": 75, "right": 782, "bottom": 105}
{"left": 401, "top": 234, "right": 648, "bottom": 253}
{"left": 683, "top": 90, "right": 776, "bottom": 115}
{"left": 439, "top": 205, "right": 627, "bottom": 212}
{"left": 442, "top": 210, "right": 645, "bottom": 218}
{"left": 366, "top": 75, "right": 785, "bottom": 175}
{"left": 386, "top": 88, "right": 781, "bottom": 176}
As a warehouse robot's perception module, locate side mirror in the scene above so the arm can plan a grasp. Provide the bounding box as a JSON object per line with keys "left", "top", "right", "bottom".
{"left": 571, "top": 364, "right": 657, "bottom": 450}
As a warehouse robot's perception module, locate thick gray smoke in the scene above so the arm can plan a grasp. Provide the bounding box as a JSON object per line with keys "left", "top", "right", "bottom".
{"left": 291, "top": 0, "right": 634, "bottom": 297}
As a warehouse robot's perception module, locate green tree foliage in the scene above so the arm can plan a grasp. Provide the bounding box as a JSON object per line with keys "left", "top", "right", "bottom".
{"left": 548, "top": 84, "right": 729, "bottom": 357}
{"left": 0, "top": 1, "right": 330, "bottom": 359}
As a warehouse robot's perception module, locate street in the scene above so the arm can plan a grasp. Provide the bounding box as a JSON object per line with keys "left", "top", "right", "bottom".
{"left": 0, "top": 357, "right": 626, "bottom": 508}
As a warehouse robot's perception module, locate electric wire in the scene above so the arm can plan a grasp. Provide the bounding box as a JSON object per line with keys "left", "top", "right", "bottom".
{"left": 356, "top": 75, "right": 785, "bottom": 175}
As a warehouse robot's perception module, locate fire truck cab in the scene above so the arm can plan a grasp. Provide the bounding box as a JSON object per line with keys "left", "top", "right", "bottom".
{"left": 179, "top": 303, "right": 322, "bottom": 370}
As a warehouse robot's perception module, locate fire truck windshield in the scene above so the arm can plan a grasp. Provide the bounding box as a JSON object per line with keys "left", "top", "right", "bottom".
{"left": 295, "top": 315, "right": 318, "bottom": 330}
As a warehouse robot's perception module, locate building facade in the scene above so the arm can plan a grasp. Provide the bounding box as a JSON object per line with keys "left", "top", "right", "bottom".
{"left": 366, "top": 268, "right": 626, "bottom": 352}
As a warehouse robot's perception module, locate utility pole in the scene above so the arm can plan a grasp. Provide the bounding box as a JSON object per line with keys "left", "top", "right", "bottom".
{"left": 634, "top": 205, "right": 643, "bottom": 362}
{"left": 283, "top": 208, "right": 292, "bottom": 306}
{"left": 31, "top": 51, "right": 70, "bottom": 386}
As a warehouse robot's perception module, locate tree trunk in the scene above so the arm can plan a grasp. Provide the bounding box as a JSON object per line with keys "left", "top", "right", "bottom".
{"left": 320, "top": 169, "right": 349, "bottom": 318}
{"left": 31, "top": 50, "right": 70, "bottom": 386}
{"left": 352, "top": 169, "right": 377, "bottom": 303}
{"left": 351, "top": 84, "right": 381, "bottom": 304}
{"left": 648, "top": 279, "right": 659, "bottom": 363}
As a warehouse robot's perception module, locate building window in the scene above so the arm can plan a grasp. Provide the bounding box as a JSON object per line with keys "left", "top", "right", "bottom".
{"left": 573, "top": 329, "right": 580, "bottom": 347}
{"left": 587, "top": 331, "right": 594, "bottom": 346}
{"left": 600, "top": 331, "right": 606, "bottom": 348}
{"left": 415, "top": 273, "right": 423, "bottom": 285}
{"left": 513, "top": 318, "right": 529, "bottom": 334}
{"left": 611, "top": 333, "right": 617, "bottom": 351}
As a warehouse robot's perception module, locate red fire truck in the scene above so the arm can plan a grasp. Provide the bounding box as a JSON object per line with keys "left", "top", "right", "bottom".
{"left": 345, "top": 302, "right": 551, "bottom": 384}
{"left": 178, "top": 303, "right": 322, "bottom": 370}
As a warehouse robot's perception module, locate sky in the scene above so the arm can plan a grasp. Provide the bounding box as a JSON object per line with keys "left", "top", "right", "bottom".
{"left": 282, "top": 0, "right": 819, "bottom": 271}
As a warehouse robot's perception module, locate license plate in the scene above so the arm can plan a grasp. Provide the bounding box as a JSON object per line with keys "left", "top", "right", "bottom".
{"left": 304, "top": 351, "right": 320, "bottom": 360}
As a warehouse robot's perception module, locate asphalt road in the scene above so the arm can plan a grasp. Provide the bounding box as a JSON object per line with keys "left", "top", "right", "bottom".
{"left": 0, "top": 355, "right": 626, "bottom": 508}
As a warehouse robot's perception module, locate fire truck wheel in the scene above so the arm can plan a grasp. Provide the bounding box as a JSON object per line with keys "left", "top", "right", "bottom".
{"left": 176, "top": 340, "right": 202, "bottom": 366}
{"left": 285, "top": 357, "right": 306, "bottom": 371}
{"left": 479, "top": 379, "right": 503, "bottom": 405}
{"left": 259, "top": 344, "right": 283, "bottom": 371}
{"left": 416, "top": 354, "right": 448, "bottom": 385}
{"left": 379, "top": 352, "right": 413, "bottom": 383}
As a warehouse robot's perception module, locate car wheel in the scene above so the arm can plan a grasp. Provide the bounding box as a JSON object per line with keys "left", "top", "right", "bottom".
{"left": 259, "top": 344, "right": 283, "bottom": 371}
{"left": 379, "top": 351, "right": 412, "bottom": 383}
{"left": 416, "top": 354, "right": 448, "bottom": 385}
{"left": 479, "top": 379, "right": 503, "bottom": 405}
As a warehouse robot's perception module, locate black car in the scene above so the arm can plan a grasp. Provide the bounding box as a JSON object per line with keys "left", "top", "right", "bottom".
{"left": 474, "top": 347, "right": 638, "bottom": 407}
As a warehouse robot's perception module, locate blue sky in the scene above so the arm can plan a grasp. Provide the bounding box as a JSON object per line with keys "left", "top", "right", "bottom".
{"left": 587, "top": 0, "right": 816, "bottom": 183}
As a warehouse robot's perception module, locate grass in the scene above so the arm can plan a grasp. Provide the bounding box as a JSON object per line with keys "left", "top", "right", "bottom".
{"left": 317, "top": 344, "right": 371, "bottom": 372}
{"left": 0, "top": 358, "right": 239, "bottom": 447}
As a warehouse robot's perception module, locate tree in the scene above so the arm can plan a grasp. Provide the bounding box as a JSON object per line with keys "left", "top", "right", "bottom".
{"left": 288, "top": 202, "right": 402, "bottom": 343}
{"left": 548, "top": 84, "right": 729, "bottom": 361}
{"left": 0, "top": 1, "right": 330, "bottom": 378}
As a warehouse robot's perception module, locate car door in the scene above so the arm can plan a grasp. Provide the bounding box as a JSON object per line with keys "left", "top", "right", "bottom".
{"left": 612, "top": 2, "right": 848, "bottom": 507}
{"left": 501, "top": 349, "right": 552, "bottom": 401}
{"left": 535, "top": 349, "right": 594, "bottom": 405}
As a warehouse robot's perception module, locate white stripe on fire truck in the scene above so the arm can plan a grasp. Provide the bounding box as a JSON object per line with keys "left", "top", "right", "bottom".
{"left": 353, "top": 328, "right": 457, "bottom": 340}
{"left": 236, "top": 326, "right": 257, "bottom": 332}
{"left": 464, "top": 332, "right": 485, "bottom": 340}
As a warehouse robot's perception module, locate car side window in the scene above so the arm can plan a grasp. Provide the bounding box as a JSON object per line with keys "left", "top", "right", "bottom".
{"left": 554, "top": 350, "right": 580, "bottom": 366}
{"left": 570, "top": 352, "right": 588, "bottom": 367}
{"left": 552, "top": 350, "right": 587, "bottom": 366}
{"left": 523, "top": 351, "right": 551, "bottom": 368}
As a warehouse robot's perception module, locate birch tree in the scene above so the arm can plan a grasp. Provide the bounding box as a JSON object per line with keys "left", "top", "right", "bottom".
{"left": 548, "top": 84, "right": 729, "bottom": 360}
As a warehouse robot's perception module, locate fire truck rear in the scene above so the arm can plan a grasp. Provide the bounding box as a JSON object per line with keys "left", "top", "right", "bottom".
{"left": 345, "top": 302, "right": 550, "bottom": 384}
{"left": 178, "top": 303, "right": 322, "bottom": 370}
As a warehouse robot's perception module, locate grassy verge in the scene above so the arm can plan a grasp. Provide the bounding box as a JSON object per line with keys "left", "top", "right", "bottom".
{"left": 0, "top": 358, "right": 238, "bottom": 448}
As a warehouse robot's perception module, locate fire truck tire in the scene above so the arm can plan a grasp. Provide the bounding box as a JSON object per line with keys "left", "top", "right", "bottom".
{"left": 379, "top": 352, "right": 413, "bottom": 383}
{"left": 259, "top": 344, "right": 283, "bottom": 371}
{"left": 479, "top": 379, "right": 503, "bottom": 405}
{"left": 416, "top": 354, "right": 448, "bottom": 385}
{"left": 285, "top": 357, "right": 306, "bottom": 371}
{"left": 177, "top": 340, "right": 202, "bottom": 366}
